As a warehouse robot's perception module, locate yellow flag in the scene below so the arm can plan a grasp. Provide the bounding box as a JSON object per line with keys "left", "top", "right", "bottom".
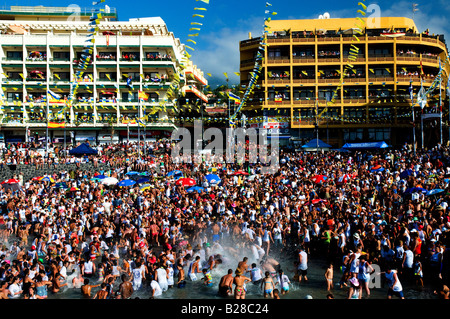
{"left": 223, "top": 72, "right": 228, "bottom": 78}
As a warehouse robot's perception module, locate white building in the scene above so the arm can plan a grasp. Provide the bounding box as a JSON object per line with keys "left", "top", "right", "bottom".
{"left": 0, "top": 5, "right": 208, "bottom": 144}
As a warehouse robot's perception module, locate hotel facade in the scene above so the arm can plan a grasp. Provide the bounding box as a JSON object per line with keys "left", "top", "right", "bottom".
{"left": 239, "top": 17, "right": 449, "bottom": 148}
{"left": 0, "top": 5, "right": 208, "bottom": 144}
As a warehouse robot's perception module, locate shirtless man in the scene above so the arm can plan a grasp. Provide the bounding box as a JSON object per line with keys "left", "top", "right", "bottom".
{"left": 176, "top": 262, "right": 186, "bottom": 288}
{"left": 212, "top": 223, "right": 221, "bottom": 243}
{"left": 118, "top": 274, "right": 134, "bottom": 299}
{"left": 233, "top": 269, "right": 251, "bottom": 299}
{"left": 0, "top": 281, "right": 10, "bottom": 299}
{"left": 218, "top": 269, "right": 234, "bottom": 297}
{"left": 81, "top": 278, "right": 101, "bottom": 298}
{"left": 237, "top": 257, "right": 250, "bottom": 275}
{"left": 92, "top": 283, "right": 109, "bottom": 299}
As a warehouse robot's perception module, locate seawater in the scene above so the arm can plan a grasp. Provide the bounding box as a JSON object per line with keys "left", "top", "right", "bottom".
{"left": 48, "top": 242, "right": 434, "bottom": 300}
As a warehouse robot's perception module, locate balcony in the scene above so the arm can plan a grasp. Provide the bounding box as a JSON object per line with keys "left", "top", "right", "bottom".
{"left": 240, "top": 37, "right": 262, "bottom": 48}
{"left": 368, "top": 76, "right": 395, "bottom": 82}
{"left": 2, "top": 57, "right": 23, "bottom": 62}
{"left": 292, "top": 99, "right": 314, "bottom": 105}
{"left": 292, "top": 78, "right": 315, "bottom": 84}
{"left": 396, "top": 53, "right": 420, "bottom": 62}
{"left": 292, "top": 57, "right": 315, "bottom": 64}
{"left": 367, "top": 55, "right": 394, "bottom": 62}
{"left": 264, "top": 79, "right": 290, "bottom": 85}
{"left": 342, "top": 98, "right": 366, "bottom": 104}
{"left": 182, "top": 85, "right": 208, "bottom": 103}
{"left": 318, "top": 78, "right": 341, "bottom": 84}
{"left": 96, "top": 57, "right": 117, "bottom": 62}
{"left": 97, "top": 78, "right": 117, "bottom": 82}
{"left": 267, "top": 35, "right": 291, "bottom": 43}
{"left": 50, "top": 58, "right": 70, "bottom": 62}
{"left": 267, "top": 56, "right": 290, "bottom": 64}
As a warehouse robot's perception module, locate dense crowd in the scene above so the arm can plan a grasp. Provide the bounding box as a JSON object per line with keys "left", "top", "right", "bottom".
{"left": 0, "top": 139, "right": 450, "bottom": 300}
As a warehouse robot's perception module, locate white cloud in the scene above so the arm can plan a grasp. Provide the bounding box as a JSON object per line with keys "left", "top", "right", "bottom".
{"left": 190, "top": 16, "right": 263, "bottom": 87}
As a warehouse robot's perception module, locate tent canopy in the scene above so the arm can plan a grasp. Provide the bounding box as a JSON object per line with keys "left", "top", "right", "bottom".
{"left": 69, "top": 143, "right": 98, "bottom": 156}
{"left": 302, "top": 139, "right": 332, "bottom": 149}
{"left": 342, "top": 141, "right": 389, "bottom": 150}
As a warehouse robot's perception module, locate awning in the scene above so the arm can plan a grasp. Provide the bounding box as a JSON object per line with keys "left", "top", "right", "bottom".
{"left": 342, "top": 141, "right": 389, "bottom": 150}
{"left": 7, "top": 25, "right": 26, "bottom": 34}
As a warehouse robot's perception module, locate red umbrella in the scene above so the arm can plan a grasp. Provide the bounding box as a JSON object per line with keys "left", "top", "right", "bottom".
{"left": 70, "top": 187, "right": 80, "bottom": 191}
{"left": 233, "top": 170, "right": 249, "bottom": 176}
{"left": 176, "top": 178, "right": 196, "bottom": 187}
{"left": 32, "top": 176, "right": 43, "bottom": 181}
{"left": 2, "top": 179, "right": 20, "bottom": 184}
{"left": 102, "top": 31, "right": 115, "bottom": 35}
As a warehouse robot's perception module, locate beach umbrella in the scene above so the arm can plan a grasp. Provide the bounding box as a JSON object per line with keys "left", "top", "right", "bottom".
{"left": 93, "top": 174, "right": 107, "bottom": 180}
{"left": 370, "top": 165, "right": 385, "bottom": 172}
{"left": 426, "top": 189, "right": 445, "bottom": 196}
{"left": 404, "top": 187, "right": 427, "bottom": 194}
{"left": 176, "top": 178, "right": 196, "bottom": 187}
{"left": 167, "top": 170, "right": 183, "bottom": 177}
{"left": 126, "top": 171, "right": 139, "bottom": 176}
{"left": 1, "top": 179, "right": 20, "bottom": 184}
{"left": 400, "top": 169, "right": 413, "bottom": 179}
{"left": 140, "top": 184, "right": 153, "bottom": 191}
{"left": 311, "top": 175, "right": 327, "bottom": 184}
{"left": 233, "top": 170, "right": 249, "bottom": 176}
{"left": 208, "top": 167, "right": 218, "bottom": 172}
{"left": 102, "top": 177, "right": 119, "bottom": 186}
{"left": 54, "top": 182, "right": 68, "bottom": 189}
{"left": 40, "top": 176, "right": 55, "bottom": 183}
{"left": 137, "top": 178, "right": 150, "bottom": 184}
{"left": 32, "top": 176, "right": 43, "bottom": 181}
{"left": 187, "top": 186, "right": 205, "bottom": 193}
{"left": 311, "top": 199, "right": 327, "bottom": 205}
{"left": 205, "top": 174, "right": 221, "bottom": 184}
{"left": 70, "top": 187, "right": 79, "bottom": 192}
{"left": 118, "top": 179, "right": 136, "bottom": 187}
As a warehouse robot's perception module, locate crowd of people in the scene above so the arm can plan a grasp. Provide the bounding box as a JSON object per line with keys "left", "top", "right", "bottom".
{"left": 0, "top": 139, "right": 450, "bottom": 300}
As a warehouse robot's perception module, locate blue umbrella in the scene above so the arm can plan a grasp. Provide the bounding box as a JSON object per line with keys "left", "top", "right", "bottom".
{"left": 426, "top": 189, "right": 444, "bottom": 196}
{"left": 205, "top": 174, "right": 221, "bottom": 184}
{"left": 167, "top": 170, "right": 183, "bottom": 177}
{"left": 137, "top": 178, "right": 150, "bottom": 184}
{"left": 187, "top": 186, "right": 205, "bottom": 193}
{"left": 118, "top": 179, "right": 136, "bottom": 187}
{"left": 400, "top": 169, "right": 413, "bottom": 179}
{"left": 404, "top": 187, "right": 427, "bottom": 194}
{"left": 370, "top": 167, "right": 385, "bottom": 173}
{"left": 93, "top": 174, "right": 107, "bottom": 180}
{"left": 126, "top": 171, "right": 139, "bottom": 176}
{"left": 54, "top": 182, "right": 68, "bottom": 189}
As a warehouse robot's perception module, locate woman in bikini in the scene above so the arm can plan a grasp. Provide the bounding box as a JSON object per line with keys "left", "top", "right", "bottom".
{"left": 261, "top": 271, "right": 275, "bottom": 298}
{"left": 233, "top": 269, "right": 251, "bottom": 299}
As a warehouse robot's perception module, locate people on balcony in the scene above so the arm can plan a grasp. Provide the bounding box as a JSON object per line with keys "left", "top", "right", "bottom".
{"left": 96, "top": 53, "right": 116, "bottom": 61}
{"left": 317, "top": 50, "right": 340, "bottom": 58}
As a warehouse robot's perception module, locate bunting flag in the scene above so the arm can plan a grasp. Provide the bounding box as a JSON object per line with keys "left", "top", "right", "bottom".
{"left": 227, "top": 92, "right": 241, "bottom": 105}
{"left": 138, "top": 90, "right": 149, "bottom": 101}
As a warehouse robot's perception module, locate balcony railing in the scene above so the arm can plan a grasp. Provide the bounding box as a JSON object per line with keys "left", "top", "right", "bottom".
{"left": 50, "top": 58, "right": 70, "bottom": 62}
{"left": 368, "top": 76, "right": 395, "bottom": 82}
{"left": 2, "top": 57, "right": 23, "bottom": 61}
{"left": 267, "top": 56, "right": 290, "bottom": 64}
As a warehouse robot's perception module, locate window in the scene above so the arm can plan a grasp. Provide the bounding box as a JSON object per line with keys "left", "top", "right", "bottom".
{"left": 6, "top": 51, "right": 22, "bottom": 59}
{"left": 368, "top": 128, "right": 390, "bottom": 141}
{"left": 344, "top": 128, "right": 364, "bottom": 142}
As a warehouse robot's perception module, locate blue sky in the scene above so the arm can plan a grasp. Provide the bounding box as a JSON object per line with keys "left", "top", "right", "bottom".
{"left": 2, "top": 0, "right": 450, "bottom": 87}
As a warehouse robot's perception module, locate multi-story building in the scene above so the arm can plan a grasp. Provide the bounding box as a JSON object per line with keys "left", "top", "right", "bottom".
{"left": 0, "top": 5, "right": 208, "bottom": 144}
{"left": 239, "top": 17, "right": 449, "bottom": 147}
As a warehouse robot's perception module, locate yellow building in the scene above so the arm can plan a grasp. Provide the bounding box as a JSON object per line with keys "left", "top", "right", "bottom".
{"left": 239, "top": 17, "right": 449, "bottom": 148}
